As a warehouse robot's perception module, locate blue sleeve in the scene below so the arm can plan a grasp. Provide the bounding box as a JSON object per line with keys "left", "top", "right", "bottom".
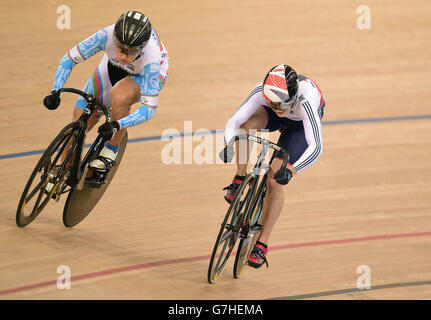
{"left": 52, "top": 28, "right": 109, "bottom": 90}
{"left": 139, "top": 62, "right": 161, "bottom": 96}
{"left": 117, "top": 62, "right": 161, "bottom": 129}
{"left": 118, "top": 105, "right": 156, "bottom": 129}
{"left": 52, "top": 54, "right": 75, "bottom": 91}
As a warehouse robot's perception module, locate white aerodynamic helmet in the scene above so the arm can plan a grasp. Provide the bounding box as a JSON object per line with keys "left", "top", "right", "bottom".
{"left": 262, "top": 64, "right": 299, "bottom": 109}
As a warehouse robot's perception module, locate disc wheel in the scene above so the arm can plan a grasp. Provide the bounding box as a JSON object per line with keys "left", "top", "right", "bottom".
{"left": 62, "top": 132, "right": 128, "bottom": 227}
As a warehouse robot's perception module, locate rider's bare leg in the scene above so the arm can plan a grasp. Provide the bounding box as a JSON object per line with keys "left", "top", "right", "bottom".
{"left": 87, "top": 78, "right": 140, "bottom": 172}
{"left": 107, "top": 77, "right": 140, "bottom": 146}
{"left": 60, "top": 108, "right": 99, "bottom": 163}
{"left": 258, "top": 159, "right": 296, "bottom": 245}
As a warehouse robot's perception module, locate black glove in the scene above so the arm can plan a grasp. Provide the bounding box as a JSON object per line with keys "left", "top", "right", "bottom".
{"left": 98, "top": 121, "right": 120, "bottom": 141}
{"left": 274, "top": 168, "right": 292, "bottom": 185}
{"left": 43, "top": 90, "right": 61, "bottom": 110}
{"left": 219, "top": 145, "right": 235, "bottom": 163}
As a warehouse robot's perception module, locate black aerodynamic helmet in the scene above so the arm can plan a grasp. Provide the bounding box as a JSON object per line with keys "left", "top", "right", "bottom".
{"left": 114, "top": 11, "right": 152, "bottom": 49}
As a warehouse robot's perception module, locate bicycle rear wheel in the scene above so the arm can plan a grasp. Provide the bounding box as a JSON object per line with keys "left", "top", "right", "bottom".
{"left": 16, "top": 122, "right": 83, "bottom": 227}
{"left": 207, "top": 174, "right": 255, "bottom": 283}
{"left": 233, "top": 190, "right": 265, "bottom": 279}
{"left": 62, "top": 131, "right": 128, "bottom": 227}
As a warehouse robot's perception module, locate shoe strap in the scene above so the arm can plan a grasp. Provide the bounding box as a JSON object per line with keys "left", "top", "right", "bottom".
{"left": 252, "top": 244, "right": 269, "bottom": 267}
{"left": 255, "top": 243, "right": 268, "bottom": 253}
{"left": 223, "top": 183, "right": 240, "bottom": 191}
{"left": 96, "top": 156, "right": 116, "bottom": 169}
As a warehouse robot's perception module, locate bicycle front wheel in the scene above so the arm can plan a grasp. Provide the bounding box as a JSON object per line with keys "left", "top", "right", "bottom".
{"left": 207, "top": 174, "right": 255, "bottom": 283}
{"left": 16, "top": 122, "right": 83, "bottom": 227}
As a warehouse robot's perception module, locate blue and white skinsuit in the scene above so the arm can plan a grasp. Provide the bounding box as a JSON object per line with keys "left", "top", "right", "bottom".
{"left": 51, "top": 24, "right": 170, "bottom": 130}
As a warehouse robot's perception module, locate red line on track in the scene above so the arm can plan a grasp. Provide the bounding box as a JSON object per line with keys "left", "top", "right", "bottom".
{"left": 1, "top": 231, "right": 430, "bottom": 296}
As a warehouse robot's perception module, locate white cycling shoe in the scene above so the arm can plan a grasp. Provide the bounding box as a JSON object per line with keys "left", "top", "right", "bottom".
{"left": 88, "top": 147, "right": 118, "bottom": 173}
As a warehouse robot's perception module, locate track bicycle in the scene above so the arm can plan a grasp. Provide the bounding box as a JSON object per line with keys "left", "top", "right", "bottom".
{"left": 207, "top": 134, "right": 290, "bottom": 283}
{"left": 16, "top": 88, "right": 128, "bottom": 228}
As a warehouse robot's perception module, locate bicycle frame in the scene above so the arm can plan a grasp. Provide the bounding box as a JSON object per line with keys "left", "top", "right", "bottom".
{"left": 223, "top": 134, "right": 290, "bottom": 238}
{"left": 54, "top": 88, "right": 112, "bottom": 189}
{"left": 240, "top": 144, "right": 274, "bottom": 239}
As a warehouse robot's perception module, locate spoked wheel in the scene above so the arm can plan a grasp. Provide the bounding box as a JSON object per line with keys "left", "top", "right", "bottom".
{"left": 207, "top": 174, "right": 255, "bottom": 284}
{"left": 16, "top": 123, "right": 82, "bottom": 227}
{"left": 233, "top": 191, "right": 265, "bottom": 279}
{"left": 62, "top": 132, "right": 128, "bottom": 228}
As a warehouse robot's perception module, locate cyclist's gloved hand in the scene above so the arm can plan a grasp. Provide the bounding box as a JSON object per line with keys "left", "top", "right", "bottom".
{"left": 98, "top": 121, "right": 120, "bottom": 141}
{"left": 274, "top": 168, "right": 292, "bottom": 185}
{"left": 43, "top": 90, "right": 61, "bottom": 110}
{"left": 219, "top": 145, "right": 235, "bottom": 163}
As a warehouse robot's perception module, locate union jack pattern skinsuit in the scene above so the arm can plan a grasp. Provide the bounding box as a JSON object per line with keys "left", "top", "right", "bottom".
{"left": 224, "top": 75, "right": 325, "bottom": 174}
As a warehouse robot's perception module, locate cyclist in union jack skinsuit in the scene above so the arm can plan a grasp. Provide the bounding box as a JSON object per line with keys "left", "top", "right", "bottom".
{"left": 223, "top": 65, "right": 325, "bottom": 269}
{"left": 44, "top": 10, "right": 169, "bottom": 174}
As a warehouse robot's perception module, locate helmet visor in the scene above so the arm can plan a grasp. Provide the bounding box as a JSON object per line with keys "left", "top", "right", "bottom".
{"left": 267, "top": 94, "right": 296, "bottom": 111}
{"left": 113, "top": 35, "right": 146, "bottom": 55}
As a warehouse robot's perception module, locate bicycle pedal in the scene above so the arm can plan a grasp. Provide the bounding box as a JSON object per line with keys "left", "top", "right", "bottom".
{"left": 53, "top": 193, "right": 61, "bottom": 202}
{"left": 250, "top": 223, "right": 262, "bottom": 230}
{"left": 84, "top": 179, "right": 103, "bottom": 188}
{"left": 85, "top": 174, "right": 108, "bottom": 188}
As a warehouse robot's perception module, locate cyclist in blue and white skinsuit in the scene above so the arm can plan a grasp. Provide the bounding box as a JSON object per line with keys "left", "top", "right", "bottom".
{"left": 44, "top": 11, "right": 169, "bottom": 173}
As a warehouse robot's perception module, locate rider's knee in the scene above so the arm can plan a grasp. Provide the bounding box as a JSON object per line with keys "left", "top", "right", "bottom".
{"left": 267, "top": 172, "right": 284, "bottom": 193}
{"left": 111, "top": 80, "right": 140, "bottom": 109}
{"left": 240, "top": 110, "right": 267, "bottom": 133}
{"left": 240, "top": 120, "right": 253, "bottom": 132}
{"left": 267, "top": 176, "right": 278, "bottom": 191}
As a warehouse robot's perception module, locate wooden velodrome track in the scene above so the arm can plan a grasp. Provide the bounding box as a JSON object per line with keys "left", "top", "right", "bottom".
{"left": 0, "top": 0, "right": 430, "bottom": 300}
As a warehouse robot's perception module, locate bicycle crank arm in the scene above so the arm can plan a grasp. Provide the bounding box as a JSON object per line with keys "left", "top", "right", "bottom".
{"left": 76, "top": 166, "right": 89, "bottom": 190}
{"left": 225, "top": 223, "right": 240, "bottom": 233}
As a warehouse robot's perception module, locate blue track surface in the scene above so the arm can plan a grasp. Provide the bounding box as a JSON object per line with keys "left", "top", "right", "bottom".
{"left": 2, "top": 114, "right": 430, "bottom": 160}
